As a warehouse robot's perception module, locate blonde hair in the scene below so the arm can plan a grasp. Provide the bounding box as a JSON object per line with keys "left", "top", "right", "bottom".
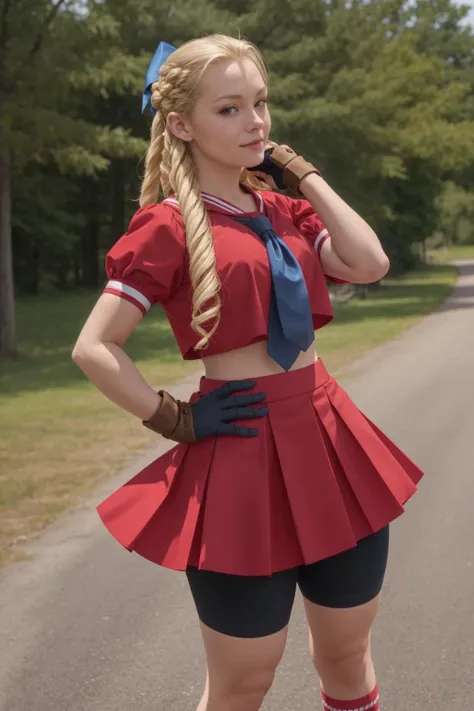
{"left": 139, "top": 34, "right": 269, "bottom": 350}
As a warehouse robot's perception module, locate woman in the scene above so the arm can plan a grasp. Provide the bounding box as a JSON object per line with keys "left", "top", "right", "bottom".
{"left": 72, "top": 34, "right": 423, "bottom": 711}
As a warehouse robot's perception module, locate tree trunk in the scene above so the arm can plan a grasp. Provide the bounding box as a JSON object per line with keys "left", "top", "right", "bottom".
{"left": 0, "top": 148, "right": 16, "bottom": 358}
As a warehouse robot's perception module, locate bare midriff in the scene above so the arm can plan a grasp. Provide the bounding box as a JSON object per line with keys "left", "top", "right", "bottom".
{"left": 201, "top": 340, "right": 318, "bottom": 381}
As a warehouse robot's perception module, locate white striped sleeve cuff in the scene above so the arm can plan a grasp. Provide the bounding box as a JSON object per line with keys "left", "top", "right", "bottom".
{"left": 314, "top": 229, "right": 329, "bottom": 256}
{"left": 103, "top": 280, "right": 152, "bottom": 315}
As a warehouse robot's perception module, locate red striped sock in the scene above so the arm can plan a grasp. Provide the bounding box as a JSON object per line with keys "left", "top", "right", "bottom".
{"left": 321, "top": 684, "right": 380, "bottom": 711}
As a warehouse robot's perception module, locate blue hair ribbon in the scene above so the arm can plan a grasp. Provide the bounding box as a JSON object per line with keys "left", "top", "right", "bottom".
{"left": 142, "top": 41, "right": 177, "bottom": 114}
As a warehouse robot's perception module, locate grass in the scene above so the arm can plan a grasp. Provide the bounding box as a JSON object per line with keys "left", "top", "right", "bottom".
{"left": 0, "top": 261, "right": 459, "bottom": 567}
{"left": 318, "top": 264, "right": 458, "bottom": 371}
{"left": 428, "top": 243, "right": 474, "bottom": 263}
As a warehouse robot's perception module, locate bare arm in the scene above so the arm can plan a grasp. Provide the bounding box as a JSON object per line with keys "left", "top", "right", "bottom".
{"left": 299, "top": 173, "right": 390, "bottom": 284}
{"left": 72, "top": 294, "right": 161, "bottom": 421}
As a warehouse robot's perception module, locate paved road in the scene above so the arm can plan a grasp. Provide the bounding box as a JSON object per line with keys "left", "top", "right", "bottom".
{"left": 1, "top": 262, "right": 473, "bottom": 711}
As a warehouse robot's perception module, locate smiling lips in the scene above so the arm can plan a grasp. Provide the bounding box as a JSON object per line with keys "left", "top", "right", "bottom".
{"left": 242, "top": 139, "right": 264, "bottom": 150}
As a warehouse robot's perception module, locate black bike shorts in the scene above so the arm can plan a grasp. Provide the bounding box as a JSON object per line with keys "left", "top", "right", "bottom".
{"left": 186, "top": 526, "right": 389, "bottom": 638}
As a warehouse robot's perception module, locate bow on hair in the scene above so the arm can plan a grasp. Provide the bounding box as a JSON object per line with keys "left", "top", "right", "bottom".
{"left": 142, "top": 41, "right": 177, "bottom": 114}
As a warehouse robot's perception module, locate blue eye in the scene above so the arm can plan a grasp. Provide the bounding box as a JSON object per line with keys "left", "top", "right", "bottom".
{"left": 220, "top": 106, "right": 237, "bottom": 115}
{"left": 219, "top": 98, "right": 269, "bottom": 116}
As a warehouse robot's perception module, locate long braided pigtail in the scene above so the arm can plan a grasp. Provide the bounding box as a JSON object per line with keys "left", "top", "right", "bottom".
{"left": 140, "top": 65, "right": 221, "bottom": 349}
{"left": 139, "top": 34, "right": 269, "bottom": 349}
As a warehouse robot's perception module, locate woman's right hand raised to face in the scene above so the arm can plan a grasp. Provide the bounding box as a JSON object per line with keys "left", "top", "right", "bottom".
{"left": 143, "top": 380, "right": 268, "bottom": 443}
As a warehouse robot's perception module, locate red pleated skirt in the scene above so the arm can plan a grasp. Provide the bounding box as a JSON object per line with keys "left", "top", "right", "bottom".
{"left": 97, "top": 360, "right": 423, "bottom": 576}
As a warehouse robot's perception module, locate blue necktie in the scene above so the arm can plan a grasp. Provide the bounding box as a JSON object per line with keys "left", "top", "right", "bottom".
{"left": 233, "top": 215, "right": 314, "bottom": 371}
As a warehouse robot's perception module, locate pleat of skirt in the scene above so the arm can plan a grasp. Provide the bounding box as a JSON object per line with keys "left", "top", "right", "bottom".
{"left": 97, "top": 359, "right": 423, "bottom": 576}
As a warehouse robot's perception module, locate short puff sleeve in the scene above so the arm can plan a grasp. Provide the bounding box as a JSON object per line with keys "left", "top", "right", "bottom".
{"left": 103, "top": 204, "right": 186, "bottom": 315}
{"left": 290, "top": 198, "right": 348, "bottom": 284}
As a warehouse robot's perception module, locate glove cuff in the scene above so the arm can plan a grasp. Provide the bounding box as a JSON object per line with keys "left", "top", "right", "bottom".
{"left": 143, "top": 390, "right": 197, "bottom": 443}
{"left": 270, "top": 145, "right": 321, "bottom": 194}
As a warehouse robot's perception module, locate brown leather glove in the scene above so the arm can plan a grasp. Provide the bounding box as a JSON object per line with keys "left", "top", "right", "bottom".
{"left": 143, "top": 390, "right": 196, "bottom": 444}
{"left": 269, "top": 145, "right": 321, "bottom": 194}
{"left": 249, "top": 142, "right": 321, "bottom": 194}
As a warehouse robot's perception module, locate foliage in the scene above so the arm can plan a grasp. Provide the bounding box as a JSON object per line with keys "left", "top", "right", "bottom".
{"left": 1, "top": 0, "right": 474, "bottom": 327}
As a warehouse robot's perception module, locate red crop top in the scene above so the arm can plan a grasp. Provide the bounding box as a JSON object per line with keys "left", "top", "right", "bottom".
{"left": 103, "top": 187, "right": 341, "bottom": 360}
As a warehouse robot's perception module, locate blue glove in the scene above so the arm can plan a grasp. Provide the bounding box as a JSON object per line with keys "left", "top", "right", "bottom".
{"left": 191, "top": 380, "right": 268, "bottom": 439}
{"left": 248, "top": 149, "right": 286, "bottom": 189}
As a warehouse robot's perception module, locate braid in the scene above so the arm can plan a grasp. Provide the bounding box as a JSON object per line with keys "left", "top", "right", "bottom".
{"left": 167, "top": 135, "right": 221, "bottom": 349}
{"left": 138, "top": 35, "right": 269, "bottom": 349}
{"left": 160, "top": 127, "right": 173, "bottom": 197}
{"left": 139, "top": 111, "right": 166, "bottom": 206}
{"left": 140, "top": 67, "right": 191, "bottom": 206}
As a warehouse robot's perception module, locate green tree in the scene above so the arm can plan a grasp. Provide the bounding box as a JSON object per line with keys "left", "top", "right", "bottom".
{"left": 435, "top": 181, "right": 474, "bottom": 246}
{"left": 0, "top": 1, "right": 145, "bottom": 357}
{"left": 3, "top": 0, "right": 236, "bottom": 354}
{"left": 227, "top": 0, "right": 474, "bottom": 269}
{"left": 4, "top": 0, "right": 474, "bottom": 358}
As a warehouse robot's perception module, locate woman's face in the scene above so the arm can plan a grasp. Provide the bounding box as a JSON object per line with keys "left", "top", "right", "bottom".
{"left": 168, "top": 57, "right": 271, "bottom": 172}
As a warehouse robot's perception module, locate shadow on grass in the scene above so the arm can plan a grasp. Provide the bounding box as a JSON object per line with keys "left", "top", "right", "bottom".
{"left": 0, "top": 263, "right": 468, "bottom": 397}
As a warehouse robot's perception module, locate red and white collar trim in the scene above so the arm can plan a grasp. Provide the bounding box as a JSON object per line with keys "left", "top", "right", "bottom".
{"left": 163, "top": 188, "right": 264, "bottom": 216}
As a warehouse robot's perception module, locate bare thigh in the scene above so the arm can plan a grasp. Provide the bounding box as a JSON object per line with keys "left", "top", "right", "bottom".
{"left": 304, "top": 595, "right": 380, "bottom": 699}
{"left": 304, "top": 594, "right": 380, "bottom": 664}
{"left": 198, "top": 622, "right": 288, "bottom": 710}
{"left": 186, "top": 566, "right": 297, "bottom": 710}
